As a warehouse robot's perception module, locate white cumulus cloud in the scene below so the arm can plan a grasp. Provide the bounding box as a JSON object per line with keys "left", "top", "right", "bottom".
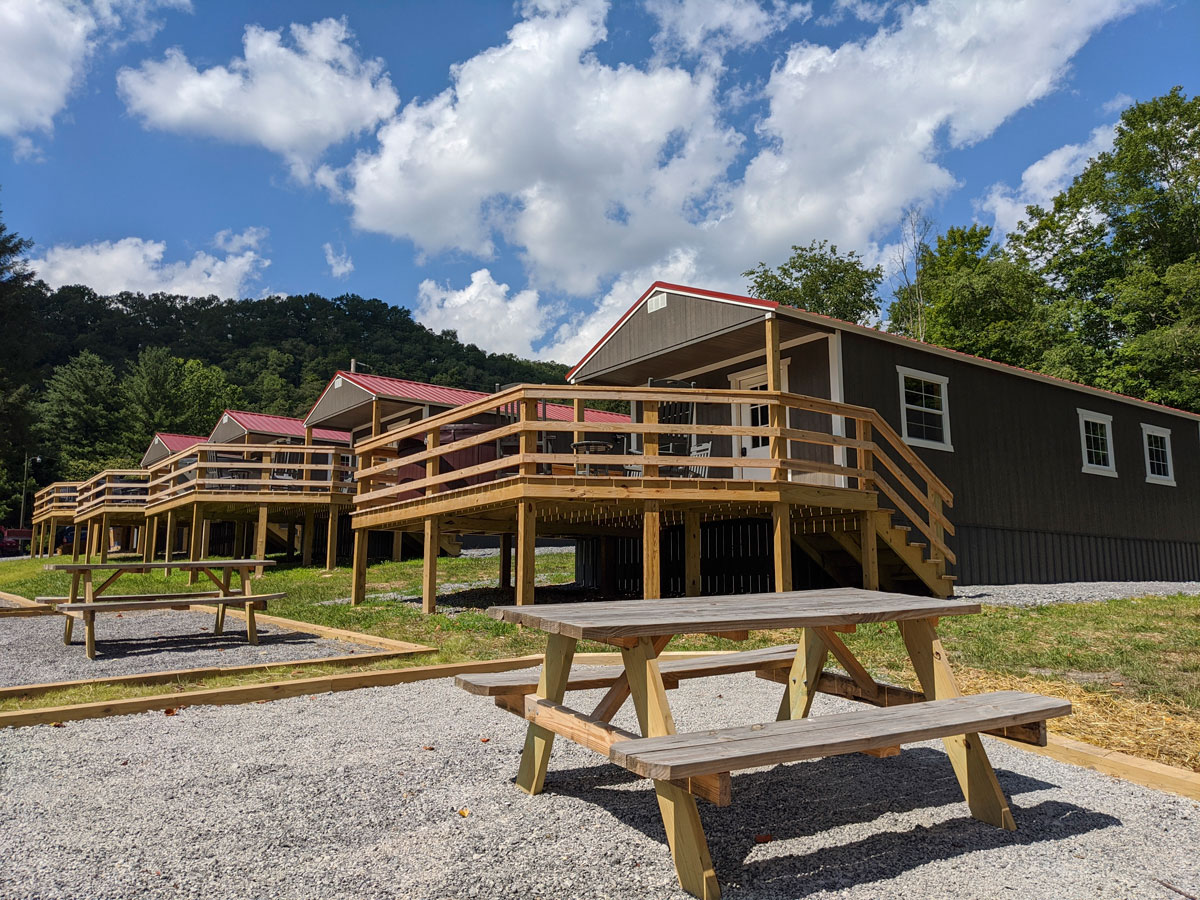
{"left": 323, "top": 242, "right": 354, "bottom": 278}
{"left": 117, "top": 17, "right": 398, "bottom": 179}
{"left": 980, "top": 122, "right": 1116, "bottom": 235}
{"left": 415, "top": 269, "right": 556, "bottom": 358}
{"left": 647, "top": 0, "right": 811, "bottom": 60}
{"left": 0, "top": 0, "right": 188, "bottom": 155}
{"left": 30, "top": 229, "right": 269, "bottom": 298}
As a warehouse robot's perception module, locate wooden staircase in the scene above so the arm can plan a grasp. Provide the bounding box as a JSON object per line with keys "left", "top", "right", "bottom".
{"left": 793, "top": 509, "right": 956, "bottom": 598}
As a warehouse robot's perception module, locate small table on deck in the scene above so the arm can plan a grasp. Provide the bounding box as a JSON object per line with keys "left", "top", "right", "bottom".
{"left": 467, "top": 589, "right": 1071, "bottom": 899}
{"left": 42, "top": 559, "right": 278, "bottom": 660}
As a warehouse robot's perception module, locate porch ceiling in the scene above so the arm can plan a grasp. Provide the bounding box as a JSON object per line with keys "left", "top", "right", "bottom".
{"left": 575, "top": 315, "right": 830, "bottom": 386}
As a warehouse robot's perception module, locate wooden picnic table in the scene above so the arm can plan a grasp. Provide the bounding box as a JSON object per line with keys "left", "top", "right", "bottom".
{"left": 42, "top": 559, "right": 279, "bottom": 660}
{"left": 460, "top": 588, "right": 1071, "bottom": 899}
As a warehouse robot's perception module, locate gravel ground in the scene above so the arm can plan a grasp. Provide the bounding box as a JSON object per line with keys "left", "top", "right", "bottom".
{"left": 1, "top": 672, "right": 1196, "bottom": 900}
{"left": 956, "top": 581, "right": 1200, "bottom": 607}
{"left": 0, "top": 610, "right": 373, "bottom": 687}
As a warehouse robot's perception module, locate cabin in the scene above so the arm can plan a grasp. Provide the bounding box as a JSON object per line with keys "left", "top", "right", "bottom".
{"left": 565, "top": 282, "right": 1200, "bottom": 586}
{"left": 140, "top": 432, "right": 206, "bottom": 468}
{"left": 143, "top": 411, "right": 353, "bottom": 574}
{"left": 29, "top": 481, "right": 80, "bottom": 558}
{"left": 350, "top": 280, "right": 1200, "bottom": 612}
{"left": 71, "top": 469, "right": 150, "bottom": 562}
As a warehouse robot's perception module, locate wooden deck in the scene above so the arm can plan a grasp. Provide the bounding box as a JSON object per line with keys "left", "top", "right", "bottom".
{"left": 30, "top": 481, "right": 80, "bottom": 559}
{"left": 348, "top": 380, "right": 958, "bottom": 610}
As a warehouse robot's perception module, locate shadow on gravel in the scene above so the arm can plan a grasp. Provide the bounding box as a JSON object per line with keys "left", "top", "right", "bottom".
{"left": 542, "top": 750, "right": 1120, "bottom": 897}
{"left": 85, "top": 629, "right": 331, "bottom": 660}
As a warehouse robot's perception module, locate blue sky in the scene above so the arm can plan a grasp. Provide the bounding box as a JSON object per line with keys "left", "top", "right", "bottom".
{"left": 2, "top": 0, "right": 1197, "bottom": 366}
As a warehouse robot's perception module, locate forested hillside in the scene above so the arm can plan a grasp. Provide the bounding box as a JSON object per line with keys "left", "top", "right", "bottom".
{"left": 0, "top": 250, "right": 566, "bottom": 518}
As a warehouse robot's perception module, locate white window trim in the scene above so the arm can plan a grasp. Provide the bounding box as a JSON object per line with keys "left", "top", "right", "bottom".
{"left": 1077, "top": 409, "right": 1117, "bottom": 477}
{"left": 1141, "top": 423, "right": 1175, "bottom": 486}
{"left": 896, "top": 366, "right": 953, "bottom": 452}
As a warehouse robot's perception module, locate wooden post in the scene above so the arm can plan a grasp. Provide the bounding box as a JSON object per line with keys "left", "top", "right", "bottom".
{"left": 71, "top": 521, "right": 81, "bottom": 561}
{"left": 772, "top": 501, "right": 792, "bottom": 592}
{"left": 326, "top": 506, "right": 339, "bottom": 570}
{"left": 164, "top": 509, "right": 176, "bottom": 566}
{"left": 302, "top": 509, "right": 315, "bottom": 566}
{"left": 254, "top": 505, "right": 268, "bottom": 577}
{"left": 499, "top": 532, "right": 513, "bottom": 594}
{"left": 141, "top": 518, "right": 152, "bottom": 563}
{"left": 899, "top": 618, "right": 1016, "bottom": 830}
{"left": 643, "top": 500, "right": 661, "bottom": 599}
{"left": 29, "top": 523, "right": 38, "bottom": 558}
{"left": 391, "top": 530, "right": 403, "bottom": 562}
{"left": 147, "top": 515, "right": 159, "bottom": 562}
{"left": 766, "top": 315, "right": 787, "bottom": 482}
{"left": 859, "top": 419, "right": 874, "bottom": 491}
{"left": 930, "top": 490, "right": 946, "bottom": 578}
{"left": 234, "top": 521, "right": 246, "bottom": 559}
{"left": 515, "top": 632, "right": 577, "bottom": 795}
{"left": 684, "top": 509, "right": 701, "bottom": 597}
{"left": 187, "top": 504, "right": 203, "bottom": 584}
{"left": 643, "top": 400, "right": 659, "bottom": 478}
{"left": 286, "top": 521, "right": 296, "bottom": 561}
{"left": 573, "top": 397, "right": 585, "bottom": 446}
{"left": 371, "top": 400, "right": 382, "bottom": 437}
{"left": 777, "top": 628, "right": 829, "bottom": 721}
{"left": 304, "top": 425, "right": 313, "bottom": 443}
{"left": 422, "top": 516, "right": 439, "bottom": 614}
{"left": 98, "top": 513, "right": 110, "bottom": 563}
{"left": 519, "top": 398, "right": 538, "bottom": 476}
{"left": 350, "top": 526, "right": 368, "bottom": 604}
{"left": 425, "top": 426, "right": 441, "bottom": 497}
{"left": 860, "top": 510, "right": 879, "bottom": 591}
{"left": 516, "top": 501, "right": 537, "bottom": 605}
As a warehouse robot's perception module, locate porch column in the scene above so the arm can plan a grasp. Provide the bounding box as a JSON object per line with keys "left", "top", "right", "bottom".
{"left": 516, "top": 501, "right": 537, "bottom": 606}
{"left": 302, "top": 509, "right": 315, "bottom": 567}
{"left": 254, "top": 505, "right": 268, "bottom": 577}
{"left": 642, "top": 501, "right": 661, "bottom": 599}
{"left": 772, "top": 501, "right": 792, "bottom": 592}
{"left": 422, "top": 516, "right": 439, "bottom": 614}
{"left": 325, "top": 506, "right": 339, "bottom": 570}
{"left": 499, "top": 532, "right": 513, "bottom": 594}
{"left": 684, "top": 509, "right": 701, "bottom": 597}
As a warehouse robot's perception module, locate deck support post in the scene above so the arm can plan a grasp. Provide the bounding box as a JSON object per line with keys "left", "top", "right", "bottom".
{"left": 98, "top": 513, "right": 110, "bottom": 564}
{"left": 350, "top": 527, "right": 368, "bottom": 605}
{"left": 684, "top": 510, "right": 701, "bottom": 597}
{"left": 71, "top": 522, "right": 81, "bottom": 561}
{"left": 188, "top": 504, "right": 203, "bottom": 584}
{"left": 516, "top": 501, "right": 537, "bottom": 606}
{"left": 147, "top": 515, "right": 159, "bottom": 562}
{"left": 254, "top": 506, "right": 268, "bottom": 577}
{"left": 141, "top": 518, "right": 153, "bottom": 563}
{"left": 164, "top": 509, "right": 176, "bottom": 567}
{"left": 499, "top": 533, "right": 513, "bottom": 594}
{"left": 860, "top": 510, "right": 879, "bottom": 591}
{"left": 233, "top": 521, "right": 246, "bottom": 559}
{"left": 772, "top": 501, "right": 792, "bottom": 592}
{"left": 422, "top": 516, "right": 439, "bottom": 614}
{"left": 302, "top": 510, "right": 315, "bottom": 567}
{"left": 286, "top": 521, "right": 296, "bottom": 561}
{"left": 325, "top": 507, "right": 339, "bottom": 570}
{"left": 391, "top": 530, "right": 404, "bottom": 562}
{"left": 643, "top": 501, "right": 662, "bottom": 600}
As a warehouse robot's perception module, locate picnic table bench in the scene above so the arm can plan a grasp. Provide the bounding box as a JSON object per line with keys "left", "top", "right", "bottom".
{"left": 459, "top": 588, "right": 1072, "bottom": 899}
{"left": 41, "top": 559, "right": 280, "bottom": 660}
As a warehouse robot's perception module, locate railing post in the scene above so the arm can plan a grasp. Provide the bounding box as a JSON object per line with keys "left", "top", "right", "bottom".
{"left": 573, "top": 397, "right": 585, "bottom": 446}
{"left": 765, "top": 315, "right": 787, "bottom": 482}
{"left": 351, "top": 450, "right": 370, "bottom": 605}
{"left": 426, "top": 426, "right": 441, "bottom": 496}
{"left": 929, "top": 490, "right": 946, "bottom": 578}
{"left": 643, "top": 400, "right": 659, "bottom": 478}
{"left": 519, "top": 398, "right": 538, "bottom": 477}
{"left": 859, "top": 419, "right": 874, "bottom": 491}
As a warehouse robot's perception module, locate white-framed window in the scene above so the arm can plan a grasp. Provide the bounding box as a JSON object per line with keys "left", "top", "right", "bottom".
{"left": 897, "top": 366, "right": 953, "bottom": 451}
{"left": 1141, "top": 424, "right": 1175, "bottom": 486}
{"left": 1077, "top": 409, "right": 1117, "bottom": 477}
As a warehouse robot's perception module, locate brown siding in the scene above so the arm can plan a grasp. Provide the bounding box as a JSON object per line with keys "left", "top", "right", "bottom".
{"left": 840, "top": 331, "right": 1200, "bottom": 580}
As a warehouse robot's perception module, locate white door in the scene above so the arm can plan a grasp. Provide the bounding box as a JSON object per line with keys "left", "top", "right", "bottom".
{"left": 731, "top": 365, "right": 786, "bottom": 481}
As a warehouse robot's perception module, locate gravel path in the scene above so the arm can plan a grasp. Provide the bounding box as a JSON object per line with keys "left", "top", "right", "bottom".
{"left": 2, "top": 672, "right": 1196, "bottom": 899}
{"left": 0, "top": 610, "right": 373, "bottom": 687}
{"left": 956, "top": 581, "right": 1200, "bottom": 607}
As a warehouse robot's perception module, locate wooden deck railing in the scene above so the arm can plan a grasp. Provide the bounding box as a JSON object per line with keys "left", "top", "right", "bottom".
{"left": 74, "top": 470, "right": 149, "bottom": 518}
{"left": 145, "top": 442, "right": 355, "bottom": 508}
{"left": 353, "top": 385, "right": 956, "bottom": 565}
{"left": 32, "top": 482, "right": 80, "bottom": 520}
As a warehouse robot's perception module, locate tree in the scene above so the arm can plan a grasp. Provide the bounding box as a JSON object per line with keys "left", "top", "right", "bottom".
{"left": 36, "top": 351, "right": 126, "bottom": 478}
{"left": 744, "top": 240, "right": 883, "bottom": 324}
{"left": 176, "top": 358, "right": 243, "bottom": 434}
{"left": 122, "top": 347, "right": 188, "bottom": 452}
{"left": 888, "top": 206, "right": 934, "bottom": 340}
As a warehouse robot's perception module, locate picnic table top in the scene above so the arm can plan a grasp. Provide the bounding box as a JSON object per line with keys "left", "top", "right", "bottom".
{"left": 487, "top": 588, "right": 980, "bottom": 640}
{"left": 43, "top": 558, "right": 276, "bottom": 572}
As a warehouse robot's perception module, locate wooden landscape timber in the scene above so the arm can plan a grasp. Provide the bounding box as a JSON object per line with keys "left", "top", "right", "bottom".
{"left": 348, "top": 325, "right": 957, "bottom": 611}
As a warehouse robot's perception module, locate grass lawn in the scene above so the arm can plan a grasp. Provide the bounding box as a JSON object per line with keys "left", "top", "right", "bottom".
{"left": 2, "top": 553, "right": 1198, "bottom": 770}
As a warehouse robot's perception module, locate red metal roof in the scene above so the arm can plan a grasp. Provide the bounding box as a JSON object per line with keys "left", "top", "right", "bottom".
{"left": 319, "top": 371, "right": 628, "bottom": 423}
{"left": 566, "top": 280, "right": 1200, "bottom": 422}
{"left": 216, "top": 410, "right": 352, "bottom": 444}
{"left": 155, "top": 433, "right": 206, "bottom": 454}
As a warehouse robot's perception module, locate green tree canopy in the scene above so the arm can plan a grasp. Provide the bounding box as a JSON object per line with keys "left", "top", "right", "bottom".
{"left": 744, "top": 240, "right": 883, "bottom": 324}
{"left": 36, "top": 351, "right": 127, "bottom": 478}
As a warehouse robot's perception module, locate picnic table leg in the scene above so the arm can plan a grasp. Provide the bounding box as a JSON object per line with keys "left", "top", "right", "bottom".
{"left": 84, "top": 610, "right": 96, "bottom": 660}
{"left": 515, "top": 633, "right": 577, "bottom": 795}
{"left": 244, "top": 600, "right": 258, "bottom": 645}
{"left": 214, "top": 603, "right": 226, "bottom": 635}
{"left": 63, "top": 571, "right": 82, "bottom": 644}
{"left": 776, "top": 628, "right": 828, "bottom": 721}
{"left": 898, "top": 618, "right": 1016, "bottom": 831}
{"left": 622, "top": 635, "right": 720, "bottom": 900}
